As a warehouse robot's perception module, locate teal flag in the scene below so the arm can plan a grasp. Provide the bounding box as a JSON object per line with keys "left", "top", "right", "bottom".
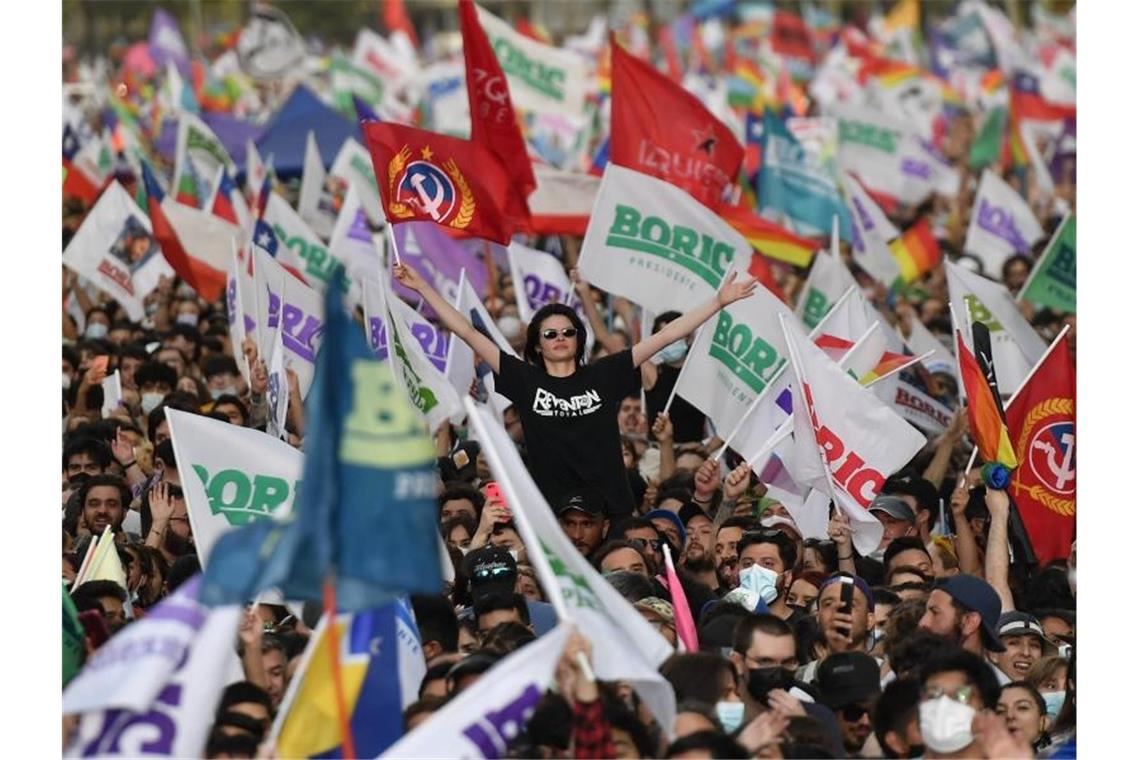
{"left": 1020, "top": 215, "right": 1075, "bottom": 314}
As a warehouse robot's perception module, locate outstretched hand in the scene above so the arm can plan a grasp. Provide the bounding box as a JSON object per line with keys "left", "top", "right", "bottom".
{"left": 716, "top": 271, "right": 759, "bottom": 307}
{"left": 393, "top": 263, "right": 427, "bottom": 294}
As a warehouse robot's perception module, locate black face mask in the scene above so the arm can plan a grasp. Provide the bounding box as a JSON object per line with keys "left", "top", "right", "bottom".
{"left": 746, "top": 666, "right": 796, "bottom": 703}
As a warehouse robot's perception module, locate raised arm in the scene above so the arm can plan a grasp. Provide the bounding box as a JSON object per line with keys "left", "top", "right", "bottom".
{"left": 569, "top": 269, "right": 627, "bottom": 355}
{"left": 950, "top": 480, "right": 983, "bottom": 577}
{"left": 630, "top": 271, "right": 757, "bottom": 368}
{"left": 393, "top": 264, "right": 502, "bottom": 374}
{"left": 983, "top": 488, "right": 1015, "bottom": 612}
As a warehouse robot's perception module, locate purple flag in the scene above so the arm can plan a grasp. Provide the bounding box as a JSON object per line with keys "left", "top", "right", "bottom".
{"left": 392, "top": 222, "right": 489, "bottom": 318}
{"left": 149, "top": 8, "right": 190, "bottom": 75}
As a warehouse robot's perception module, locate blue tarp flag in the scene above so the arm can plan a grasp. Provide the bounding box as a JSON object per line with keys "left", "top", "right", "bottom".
{"left": 757, "top": 109, "right": 851, "bottom": 242}
{"left": 200, "top": 265, "right": 443, "bottom": 609}
{"left": 255, "top": 86, "right": 355, "bottom": 178}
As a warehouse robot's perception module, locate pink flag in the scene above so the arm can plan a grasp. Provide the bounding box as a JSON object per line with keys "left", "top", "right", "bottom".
{"left": 662, "top": 544, "right": 698, "bottom": 653}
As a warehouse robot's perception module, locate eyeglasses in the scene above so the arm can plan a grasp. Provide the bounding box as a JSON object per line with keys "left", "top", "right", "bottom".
{"left": 922, "top": 684, "right": 975, "bottom": 704}
{"left": 541, "top": 327, "right": 578, "bottom": 340}
{"left": 841, "top": 704, "right": 870, "bottom": 721}
{"left": 629, "top": 537, "right": 662, "bottom": 552}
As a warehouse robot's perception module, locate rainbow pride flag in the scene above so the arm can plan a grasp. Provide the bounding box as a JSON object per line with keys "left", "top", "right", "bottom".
{"left": 889, "top": 217, "right": 940, "bottom": 285}
{"left": 721, "top": 204, "right": 818, "bottom": 268}
{"left": 956, "top": 332, "right": 1018, "bottom": 469}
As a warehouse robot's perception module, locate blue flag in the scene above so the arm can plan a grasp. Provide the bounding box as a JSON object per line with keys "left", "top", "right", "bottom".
{"left": 757, "top": 109, "right": 851, "bottom": 241}
{"left": 200, "top": 266, "right": 443, "bottom": 609}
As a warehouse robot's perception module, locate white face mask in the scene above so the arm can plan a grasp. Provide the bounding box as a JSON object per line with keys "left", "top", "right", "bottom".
{"left": 63, "top": 373, "right": 72, "bottom": 390}
{"left": 210, "top": 385, "right": 238, "bottom": 400}
{"left": 175, "top": 313, "right": 199, "bottom": 327}
{"left": 1041, "top": 690, "right": 1065, "bottom": 719}
{"left": 715, "top": 700, "right": 745, "bottom": 733}
{"left": 651, "top": 339, "right": 687, "bottom": 365}
{"left": 919, "top": 696, "right": 976, "bottom": 753}
{"left": 738, "top": 564, "right": 780, "bottom": 604}
{"left": 85, "top": 323, "right": 108, "bottom": 339}
{"left": 141, "top": 392, "right": 164, "bottom": 414}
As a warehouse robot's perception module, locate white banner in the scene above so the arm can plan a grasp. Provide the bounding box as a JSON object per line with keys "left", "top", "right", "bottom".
{"left": 796, "top": 248, "right": 858, "bottom": 329}
{"left": 65, "top": 577, "right": 242, "bottom": 759}
{"left": 264, "top": 192, "right": 346, "bottom": 296}
{"left": 297, "top": 130, "right": 335, "bottom": 240}
{"left": 467, "top": 401, "right": 677, "bottom": 732}
{"left": 100, "top": 370, "right": 122, "bottom": 418}
{"left": 328, "top": 183, "right": 380, "bottom": 306}
{"left": 964, "top": 169, "right": 1046, "bottom": 278}
{"left": 173, "top": 112, "right": 235, "bottom": 202}
{"left": 266, "top": 326, "right": 289, "bottom": 440}
{"left": 254, "top": 247, "right": 324, "bottom": 398}
{"left": 63, "top": 182, "right": 173, "bottom": 321}
{"left": 579, "top": 164, "right": 749, "bottom": 315}
{"left": 162, "top": 197, "right": 242, "bottom": 275}
{"left": 166, "top": 408, "right": 302, "bottom": 564}
{"left": 841, "top": 171, "right": 902, "bottom": 286}
{"left": 329, "top": 137, "right": 383, "bottom": 225}
{"left": 455, "top": 268, "right": 515, "bottom": 414}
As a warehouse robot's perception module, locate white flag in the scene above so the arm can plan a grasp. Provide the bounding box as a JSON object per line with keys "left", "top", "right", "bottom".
{"left": 579, "top": 164, "right": 748, "bottom": 315}
{"left": 297, "top": 130, "right": 335, "bottom": 239}
{"left": 796, "top": 246, "right": 858, "bottom": 329}
{"left": 506, "top": 241, "right": 595, "bottom": 355}
{"left": 675, "top": 286, "right": 796, "bottom": 438}
{"left": 328, "top": 183, "right": 380, "bottom": 305}
{"left": 254, "top": 247, "right": 324, "bottom": 398}
{"left": 246, "top": 139, "right": 266, "bottom": 198}
{"left": 65, "top": 577, "right": 242, "bottom": 759}
{"left": 945, "top": 258, "right": 1046, "bottom": 394}
{"left": 964, "top": 170, "right": 1046, "bottom": 277}
{"left": 444, "top": 271, "right": 477, "bottom": 403}
{"left": 841, "top": 172, "right": 902, "bottom": 286}
{"left": 412, "top": 60, "right": 470, "bottom": 136}
{"left": 329, "top": 137, "right": 383, "bottom": 225}
{"left": 903, "top": 317, "right": 956, "bottom": 376}
{"left": 467, "top": 401, "right": 677, "bottom": 732}
{"left": 173, "top": 112, "right": 235, "bottom": 203}
{"left": 264, "top": 192, "right": 348, "bottom": 295}
{"left": 165, "top": 408, "right": 301, "bottom": 564}
{"left": 225, "top": 244, "right": 256, "bottom": 384}
{"left": 265, "top": 327, "right": 289, "bottom": 440}
{"left": 352, "top": 27, "right": 417, "bottom": 83}
{"left": 382, "top": 624, "right": 571, "bottom": 758}
{"left": 63, "top": 182, "right": 173, "bottom": 321}
{"left": 162, "top": 197, "right": 242, "bottom": 275}
{"left": 475, "top": 5, "right": 588, "bottom": 117}
{"left": 528, "top": 165, "right": 600, "bottom": 233}
{"left": 781, "top": 315, "right": 926, "bottom": 554}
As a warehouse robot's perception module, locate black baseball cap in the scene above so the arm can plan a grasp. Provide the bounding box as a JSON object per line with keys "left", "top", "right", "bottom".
{"left": 817, "top": 652, "right": 882, "bottom": 709}
{"left": 463, "top": 546, "right": 517, "bottom": 603}
{"left": 935, "top": 575, "right": 1006, "bottom": 652}
{"left": 556, "top": 490, "right": 606, "bottom": 517}
{"left": 997, "top": 612, "right": 1058, "bottom": 654}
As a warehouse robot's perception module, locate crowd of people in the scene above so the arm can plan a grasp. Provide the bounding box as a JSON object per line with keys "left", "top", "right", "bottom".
{"left": 61, "top": 1, "right": 1077, "bottom": 758}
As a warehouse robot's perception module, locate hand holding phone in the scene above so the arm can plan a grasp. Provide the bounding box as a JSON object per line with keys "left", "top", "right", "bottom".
{"left": 836, "top": 576, "right": 855, "bottom": 639}
{"left": 483, "top": 482, "right": 510, "bottom": 521}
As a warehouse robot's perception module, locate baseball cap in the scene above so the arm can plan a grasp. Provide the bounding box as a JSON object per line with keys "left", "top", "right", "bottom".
{"left": 463, "top": 546, "right": 517, "bottom": 602}
{"left": 634, "top": 597, "right": 675, "bottom": 626}
{"left": 677, "top": 502, "right": 712, "bottom": 528}
{"left": 819, "top": 572, "right": 875, "bottom": 609}
{"left": 760, "top": 515, "right": 802, "bottom": 539}
{"left": 646, "top": 509, "right": 687, "bottom": 546}
{"left": 934, "top": 575, "right": 1006, "bottom": 652}
{"left": 997, "top": 612, "right": 1058, "bottom": 654}
{"left": 817, "top": 652, "right": 882, "bottom": 710}
{"left": 869, "top": 495, "right": 916, "bottom": 524}
{"left": 556, "top": 490, "right": 606, "bottom": 518}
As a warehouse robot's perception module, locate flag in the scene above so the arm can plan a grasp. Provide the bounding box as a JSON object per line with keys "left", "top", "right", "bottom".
{"left": 273, "top": 600, "right": 424, "bottom": 758}
{"left": 328, "top": 137, "right": 384, "bottom": 226}
{"left": 1019, "top": 214, "right": 1075, "bottom": 314}
{"left": 964, "top": 170, "right": 1046, "bottom": 277}
{"left": 473, "top": 5, "right": 588, "bottom": 117}
{"left": 610, "top": 39, "right": 744, "bottom": 209}
{"left": 380, "top": 276, "right": 464, "bottom": 430}
{"left": 945, "top": 258, "right": 1046, "bottom": 394}
{"left": 298, "top": 131, "right": 335, "bottom": 239}
{"left": 253, "top": 245, "right": 324, "bottom": 398}
{"left": 884, "top": 0, "right": 919, "bottom": 32}
{"left": 1009, "top": 70, "right": 1077, "bottom": 123}
{"left": 63, "top": 181, "right": 172, "bottom": 321}
{"left": 75, "top": 525, "right": 128, "bottom": 590}
{"left": 459, "top": 0, "right": 535, "bottom": 226}
{"left": 327, "top": 183, "right": 380, "bottom": 298}
{"left": 578, "top": 164, "right": 753, "bottom": 315}
{"left": 505, "top": 242, "right": 593, "bottom": 355}
{"left": 246, "top": 139, "right": 267, "bottom": 200}
{"left": 226, "top": 244, "right": 256, "bottom": 383}
{"left": 173, "top": 112, "right": 234, "bottom": 209}
{"left": 969, "top": 107, "right": 1008, "bottom": 170}
{"left": 64, "top": 577, "right": 242, "bottom": 759}
{"left": 141, "top": 162, "right": 231, "bottom": 303}
{"left": 165, "top": 408, "right": 301, "bottom": 562}
{"left": 383, "top": 623, "right": 571, "bottom": 757}
{"left": 841, "top": 172, "right": 902, "bottom": 286}
{"left": 771, "top": 10, "right": 817, "bottom": 79}
{"left": 831, "top": 103, "right": 912, "bottom": 200}
{"left": 720, "top": 203, "right": 819, "bottom": 269}
{"left": 662, "top": 546, "right": 699, "bottom": 652}
{"left": 797, "top": 233, "right": 857, "bottom": 329}
{"left": 389, "top": 221, "right": 488, "bottom": 318}
{"left": 148, "top": 8, "right": 189, "bottom": 75}
{"left": 210, "top": 168, "right": 250, "bottom": 230}
{"left": 266, "top": 327, "right": 290, "bottom": 440}
{"left": 527, "top": 165, "right": 600, "bottom": 236}
{"left": 1004, "top": 333, "right": 1075, "bottom": 563}
{"left": 363, "top": 121, "right": 515, "bottom": 245}
{"left": 889, "top": 217, "right": 941, "bottom": 285}
{"left": 466, "top": 401, "right": 677, "bottom": 730}
{"left": 264, "top": 192, "right": 350, "bottom": 295}
{"left": 956, "top": 331, "right": 1017, "bottom": 469}
{"left": 383, "top": 0, "right": 419, "bottom": 48}
{"left": 201, "top": 270, "right": 444, "bottom": 610}
{"left": 63, "top": 584, "right": 84, "bottom": 687}
{"left": 781, "top": 315, "right": 926, "bottom": 555}
{"left": 454, "top": 269, "right": 516, "bottom": 412}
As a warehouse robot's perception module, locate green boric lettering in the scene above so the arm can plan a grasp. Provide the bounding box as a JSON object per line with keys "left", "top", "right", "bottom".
{"left": 605, "top": 204, "right": 734, "bottom": 290}
{"left": 839, "top": 119, "right": 899, "bottom": 153}
{"left": 491, "top": 38, "right": 566, "bottom": 100}
{"left": 192, "top": 465, "right": 295, "bottom": 526}
{"left": 803, "top": 289, "right": 830, "bottom": 329}
{"left": 709, "top": 311, "right": 784, "bottom": 394}
{"left": 963, "top": 294, "right": 1003, "bottom": 333}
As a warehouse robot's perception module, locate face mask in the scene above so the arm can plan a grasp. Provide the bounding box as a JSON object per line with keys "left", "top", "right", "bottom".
{"left": 870, "top": 627, "right": 886, "bottom": 648}
{"left": 652, "top": 339, "right": 687, "bottom": 365}
{"left": 919, "top": 696, "right": 976, "bottom": 753}
{"left": 496, "top": 316, "right": 522, "bottom": 340}
{"left": 715, "top": 701, "right": 745, "bottom": 734}
{"left": 738, "top": 564, "right": 780, "bottom": 604}
{"left": 210, "top": 385, "right": 238, "bottom": 401}
{"left": 746, "top": 667, "right": 795, "bottom": 703}
{"left": 175, "top": 313, "right": 199, "bottom": 327}
{"left": 85, "top": 323, "right": 108, "bottom": 339}
{"left": 141, "top": 392, "right": 164, "bottom": 414}
{"left": 63, "top": 373, "right": 72, "bottom": 390}
{"left": 1041, "top": 690, "right": 1066, "bottom": 719}
{"left": 1067, "top": 567, "right": 1076, "bottom": 590}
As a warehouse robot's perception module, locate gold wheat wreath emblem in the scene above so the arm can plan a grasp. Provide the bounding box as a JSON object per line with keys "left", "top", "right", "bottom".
{"left": 1012, "top": 397, "right": 1075, "bottom": 517}
{"left": 385, "top": 146, "right": 475, "bottom": 229}
{"left": 386, "top": 145, "right": 414, "bottom": 219}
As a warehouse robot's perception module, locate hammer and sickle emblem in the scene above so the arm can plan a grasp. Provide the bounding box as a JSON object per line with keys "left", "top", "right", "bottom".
{"left": 1032, "top": 432, "right": 1075, "bottom": 492}
{"left": 408, "top": 170, "right": 447, "bottom": 221}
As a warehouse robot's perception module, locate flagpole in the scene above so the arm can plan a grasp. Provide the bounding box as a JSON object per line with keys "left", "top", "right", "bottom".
{"left": 746, "top": 418, "right": 792, "bottom": 468}
{"left": 949, "top": 304, "right": 968, "bottom": 409}
{"left": 322, "top": 578, "right": 356, "bottom": 759}
{"left": 1015, "top": 212, "right": 1070, "bottom": 303}
{"left": 662, "top": 321, "right": 707, "bottom": 416}
{"left": 384, "top": 222, "right": 403, "bottom": 267}
{"left": 830, "top": 214, "right": 840, "bottom": 259}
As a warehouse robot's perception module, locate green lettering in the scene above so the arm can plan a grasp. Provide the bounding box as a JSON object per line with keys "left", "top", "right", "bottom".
{"left": 713, "top": 311, "right": 732, "bottom": 346}
{"left": 671, "top": 226, "right": 697, "bottom": 258}
{"left": 711, "top": 241, "right": 734, "bottom": 278}
{"left": 610, "top": 205, "right": 641, "bottom": 237}
{"left": 249, "top": 475, "right": 290, "bottom": 515}
{"left": 742, "top": 337, "right": 779, "bottom": 380}
{"left": 803, "top": 289, "right": 830, "bottom": 328}
{"left": 964, "top": 294, "right": 1002, "bottom": 332}
{"left": 206, "top": 469, "right": 252, "bottom": 523}
{"left": 640, "top": 215, "right": 670, "bottom": 246}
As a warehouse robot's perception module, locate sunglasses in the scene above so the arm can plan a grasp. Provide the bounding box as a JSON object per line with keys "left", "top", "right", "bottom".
{"left": 473, "top": 565, "right": 513, "bottom": 581}
{"left": 541, "top": 327, "right": 578, "bottom": 340}
{"left": 629, "top": 537, "right": 663, "bottom": 552}
{"left": 841, "top": 704, "right": 871, "bottom": 721}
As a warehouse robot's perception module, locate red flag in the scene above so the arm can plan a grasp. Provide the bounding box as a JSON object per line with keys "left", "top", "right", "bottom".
{"left": 771, "top": 10, "right": 816, "bottom": 66}
{"left": 1004, "top": 334, "right": 1075, "bottom": 563}
{"left": 382, "top": 0, "right": 419, "bottom": 49}
{"left": 458, "top": 0, "right": 534, "bottom": 227}
{"left": 610, "top": 39, "right": 743, "bottom": 211}
{"left": 363, "top": 122, "right": 515, "bottom": 245}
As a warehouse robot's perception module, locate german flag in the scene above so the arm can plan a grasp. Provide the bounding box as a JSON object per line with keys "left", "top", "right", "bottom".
{"left": 889, "top": 217, "right": 940, "bottom": 285}
{"left": 720, "top": 204, "right": 818, "bottom": 268}
{"left": 956, "top": 332, "right": 1018, "bottom": 469}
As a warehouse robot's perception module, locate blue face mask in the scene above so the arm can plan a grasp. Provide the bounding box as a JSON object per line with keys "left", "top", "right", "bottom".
{"left": 1041, "top": 690, "right": 1065, "bottom": 719}
{"left": 85, "top": 323, "right": 108, "bottom": 339}
{"left": 738, "top": 564, "right": 781, "bottom": 604}
{"left": 652, "top": 339, "right": 687, "bottom": 365}
{"left": 716, "top": 700, "right": 745, "bottom": 733}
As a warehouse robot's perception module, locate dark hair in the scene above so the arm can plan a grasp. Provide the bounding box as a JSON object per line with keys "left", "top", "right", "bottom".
{"left": 440, "top": 514, "right": 478, "bottom": 543}
{"left": 135, "top": 360, "right": 179, "bottom": 390}
{"left": 666, "top": 731, "right": 749, "bottom": 759}
{"left": 77, "top": 474, "right": 131, "bottom": 514}
{"left": 737, "top": 530, "right": 796, "bottom": 572}
{"left": 614, "top": 515, "right": 660, "bottom": 538}
{"left": 167, "top": 554, "right": 201, "bottom": 593}
{"left": 872, "top": 588, "right": 902, "bottom": 608}
{"left": 591, "top": 539, "right": 651, "bottom": 572}
{"left": 523, "top": 303, "right": 587, "bottom": 367}
{"left": 203, "top": 355, "right": 240, "bottom": 381}
{"left": 411, "top": 594, "right": 460, "bottom": 653}
{"left": 1002, "top": 253, "right": 1034, "bottom": 281}
{"left": 473, "top": 592, "right": 530, "bottom": 627}
{"left": 888, "top": 628, "right": 951, "bottom": 681}
{"left": 205, "top": 730, "right": 260, "bottom": 759}
{"left": 1052, "top": 647, "right": 1075, "bottom": 734}
{"left": 403, "top": 696, "right": 447, "bottom": 731}
{"left": 919, "top": 649, "right": 1001, "bottom": 709}
{"left": 210, "top": 395, "right": 249, "bottom": 425}
{"left": 481, "top": 621, "right": 536, "bottom": 654}
{"left": 72, "top": 579, "right": 128, "bottom": 609}
{"left": 218, "top": 681, "right": 273, "bottom": 716}
{"left": 601, "top": 683, "right": 655, "bottom": 757}
{"left": 732, "top": 612, "right": 794, "bottom": 655}
{"left": 802, "top": 538, "right": 839, "bottom": 574}
{"left": 212, "top": 710, "right": 267, "bottom": 738}
{"left": 883, "top": 536, "right": 932, "bottom": 573}
{"left": 62, "top": 344, "right": 81, "bottom": 371}
{"left": 418, "top": 662, "right": 454, "bottom": 699}
{"left": 652, "top": 310, "right": 683, "bottom": 334}
{"left": 63, "top": 437, "right": 113, "bottom": 474}
{"left": 719, "top": 516, "right": 763, "bottom": 533}
{"left": 520, "top": 693, "right": 573, "bottom": 752}
{"left": 604, "top": 570, "right": 658, "bottom": 602}
{"left": 874, "top": 678, "right": 922, "bottom": 759}
{"left": 662, "top": 652, "right": 737, "bottom": 706}
{"left": 438, "top": 482, "right": 485, "bottom": 514}
{"left": 886, "top": 564, "right": 934, "bottom": 590}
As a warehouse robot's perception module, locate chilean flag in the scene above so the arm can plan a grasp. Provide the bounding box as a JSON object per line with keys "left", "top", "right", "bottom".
{"left": 211, "top": 169, "right": 251, "bottom": 230}
{"left": 141, "top": 161, "right": 228, "bottom": 302}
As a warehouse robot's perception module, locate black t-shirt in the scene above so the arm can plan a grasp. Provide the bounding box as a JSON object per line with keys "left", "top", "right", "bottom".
{"left": 494, "top": 350, "right": 641, "bottom": 520}
{"left": 645, "top": 363, "right": 706, "bottom": 443}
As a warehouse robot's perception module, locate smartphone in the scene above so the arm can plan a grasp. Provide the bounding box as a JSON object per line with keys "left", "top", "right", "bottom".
{"left": 483, "top": 482, "right": 510, "bottom": 520}
{"left": 836, "top": 576, "right": 855, "bottom": 638}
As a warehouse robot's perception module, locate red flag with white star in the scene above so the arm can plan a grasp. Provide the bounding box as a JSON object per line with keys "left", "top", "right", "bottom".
{"left": 609, "top": 38, "right": 743, "bottom": 210}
